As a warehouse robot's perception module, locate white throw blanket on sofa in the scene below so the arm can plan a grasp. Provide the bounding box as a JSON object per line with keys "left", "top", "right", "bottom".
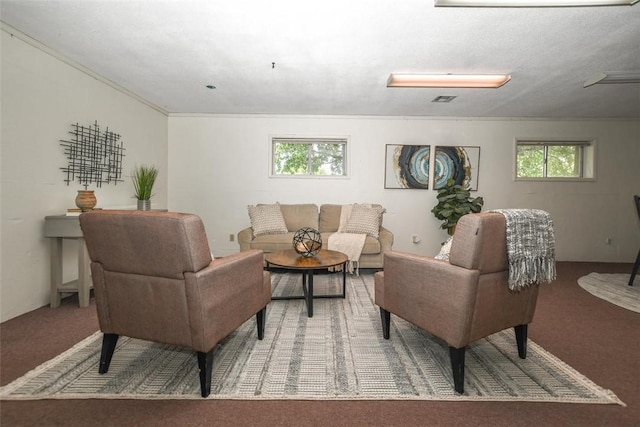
{"left": 328, "top": 204, "right": 367, "bottom": 275}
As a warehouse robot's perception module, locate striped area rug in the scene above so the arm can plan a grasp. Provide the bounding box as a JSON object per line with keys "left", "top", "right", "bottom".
{"left": 0, "top": 272, "right": 624, "bottom": 404}
{"left": 578, "top": 273, "right": 640, "bottom": 313}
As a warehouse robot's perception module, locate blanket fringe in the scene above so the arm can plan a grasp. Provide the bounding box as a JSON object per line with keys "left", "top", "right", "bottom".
{"left": 508, "top": 256, "right": 556, "bottom": 291}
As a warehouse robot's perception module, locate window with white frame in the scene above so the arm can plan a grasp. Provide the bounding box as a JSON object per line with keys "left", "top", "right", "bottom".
{"left": 271, "top": 137, "right": 347, "bottom": 177}
{"left": 515, "top": 139, "right": 595, "bottom": 180}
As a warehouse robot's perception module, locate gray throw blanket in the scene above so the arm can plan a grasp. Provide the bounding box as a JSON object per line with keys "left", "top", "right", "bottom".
{"left": 491, "top": 209, "right": 557, "bottom": 291}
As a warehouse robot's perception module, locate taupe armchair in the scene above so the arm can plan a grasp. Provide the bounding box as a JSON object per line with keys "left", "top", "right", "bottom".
{"left": 79, "top": 210, "right": 271, "bottom": 397}
{"left": 375, "top": 212, "right": 540, "bottom": 394}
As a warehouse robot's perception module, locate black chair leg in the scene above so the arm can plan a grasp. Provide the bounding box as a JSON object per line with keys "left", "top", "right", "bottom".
{"left": 380, "top": 308, "right": 391, "bottom": 339}
{"left": 449, "top": 346, "right": 466, "bottom": 394}
{"left": 256, "top": 306, "right": 267, "bottom": 340}
{"left": 514, "top": 324, "right": 528, "bottom": 359}
{"left": 197, "top": 350, "right": 213, "bottom": 398}
{"left": 629, "top": 248, "right": 640, "bottom": 286}
{"left": 99, "top": 333, "right": 119, "bottom": 374}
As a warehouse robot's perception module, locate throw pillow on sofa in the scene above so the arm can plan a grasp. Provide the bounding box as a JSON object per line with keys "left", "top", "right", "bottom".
{"left": 344, "top": 203, "right": 385, "bottom": 238}
{"left": 248, "top": 203, "right": 288, "bottom": 236}
{"left": 434, "top": 236, "right": 453, "bottom": 261}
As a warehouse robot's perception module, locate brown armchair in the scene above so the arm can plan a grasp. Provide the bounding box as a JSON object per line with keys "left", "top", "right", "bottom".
{"left": 79, "top": 210, "right": 271, "bottom": 398}
{"left": 375, "top": 212, "right": 540, "bottom": 394}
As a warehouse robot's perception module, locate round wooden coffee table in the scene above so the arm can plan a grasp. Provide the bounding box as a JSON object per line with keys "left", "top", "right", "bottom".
{"left": 265, "top": 249, "right": 348, "bottom": 317}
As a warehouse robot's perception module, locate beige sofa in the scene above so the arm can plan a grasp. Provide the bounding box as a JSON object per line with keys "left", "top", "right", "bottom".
{"left": 238, "top": 203, "right": 393, "bottom": 269}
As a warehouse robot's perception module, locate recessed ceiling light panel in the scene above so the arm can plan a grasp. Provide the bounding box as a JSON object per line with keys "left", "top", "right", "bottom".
{"left": 434, "top": 0, "right": 637, "bottom": 6}
{"left": 387, "top": 74, "right": 511, "bottom": 88}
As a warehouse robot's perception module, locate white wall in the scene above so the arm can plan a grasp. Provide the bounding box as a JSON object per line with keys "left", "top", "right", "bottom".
{"left": 1, "top": 29, "right": 168, "bottom": 321}
{"left": 167, "top": 115, "right": 640, "bottom": 263}
{"left": 2, "top": 25, "right": 638, "bottom": 324}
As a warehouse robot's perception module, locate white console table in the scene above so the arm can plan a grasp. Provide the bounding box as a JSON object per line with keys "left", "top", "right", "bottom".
{"left": 44, "top": 209, "right": 168, "bottom": 308}
{"left": 44, "top": 215, "right": 91, "bottom": 308}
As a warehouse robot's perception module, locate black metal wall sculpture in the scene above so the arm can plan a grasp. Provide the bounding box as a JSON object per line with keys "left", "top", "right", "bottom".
{"left": 60, "top": 121, "right": 125, "bottom": 189}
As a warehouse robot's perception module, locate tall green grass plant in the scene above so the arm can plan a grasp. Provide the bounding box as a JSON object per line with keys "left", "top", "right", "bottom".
{"left": 132, "top": 164, "right": 158, "bottom": 200}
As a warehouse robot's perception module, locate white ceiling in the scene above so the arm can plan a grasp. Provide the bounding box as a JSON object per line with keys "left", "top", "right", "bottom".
{"left": 1, "top": 0, "right": 639, "bottom": 118}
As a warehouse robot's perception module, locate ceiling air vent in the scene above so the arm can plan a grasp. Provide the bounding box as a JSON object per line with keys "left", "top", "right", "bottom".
{"left": 432, "top": 96, "right": 457, "bottom": 103}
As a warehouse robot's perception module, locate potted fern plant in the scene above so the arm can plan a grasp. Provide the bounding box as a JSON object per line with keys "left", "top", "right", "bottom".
{"left": 132, "top": 164, "right": 158, "bottom": 210}
{"left": 431, "top": 178, "right": 484, "bottom": 235}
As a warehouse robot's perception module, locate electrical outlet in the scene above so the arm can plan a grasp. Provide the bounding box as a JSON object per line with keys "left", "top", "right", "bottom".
{"left": 229, "top": 234, "right": 235, "bottom": 242}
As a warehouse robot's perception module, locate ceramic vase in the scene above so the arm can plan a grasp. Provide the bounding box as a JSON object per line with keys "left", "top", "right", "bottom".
{"left": 75, "top": 190, "right": 97, "bottom": 212}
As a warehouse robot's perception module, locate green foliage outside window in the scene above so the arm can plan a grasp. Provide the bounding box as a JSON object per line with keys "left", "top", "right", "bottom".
{"left": 273, "top": 139, "right": 346, "bottom": 176}
{"left": 547, "top": 146, "right": 580, "bottom": 177}
{"left": 517, "top": 145, "right": 544, "bottom": 177}
{"left": 517, "top": 143, "right": 583, "bottom": 178}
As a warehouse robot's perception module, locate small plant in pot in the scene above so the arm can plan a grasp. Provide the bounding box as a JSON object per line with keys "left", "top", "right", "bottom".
{"left": 431, "top": 178, "right": 484, "bottom": 235}
{"left": 132, "top": 164, "right": 158, "bottom": 210}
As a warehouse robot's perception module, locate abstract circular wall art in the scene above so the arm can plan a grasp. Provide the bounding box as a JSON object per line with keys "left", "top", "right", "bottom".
{"left": 384, "top": 144, "right": 430, "bottom": 189}
{"left": 433, "top": 146, "right": 480, "bottom": 190}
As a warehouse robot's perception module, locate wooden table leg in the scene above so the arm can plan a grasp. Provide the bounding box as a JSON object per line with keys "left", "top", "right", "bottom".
{"left": 49, "top": 238, "right": 62, "bottom": 308}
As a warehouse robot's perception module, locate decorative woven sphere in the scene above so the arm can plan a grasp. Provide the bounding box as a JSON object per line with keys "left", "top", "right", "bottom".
{"left": 292, "top": 227, "right": 322, "bottom": 257}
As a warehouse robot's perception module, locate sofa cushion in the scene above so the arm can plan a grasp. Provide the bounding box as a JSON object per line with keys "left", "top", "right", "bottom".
{"left": 344, "top": 204, "right": 386, "bottom": 238}
{"left": 248, "top": 203, "right": 288, "bottom": 236}
{"left": 362, "top": 235, "right": 382, "bottom": 254}
{"left": 319, "top": 204, "right": 342, "bottom": 233}
{"left": 280, "top": 204, "right": 319, "bottom": 231}
{"left": 434, "top": 236, "right": 453, "bottom": 261}
{"left": 249, "top": 232, "right": 298, "bottom": 252}
{"left": 250, "top": 231, "right": 382, "bottom": 255}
